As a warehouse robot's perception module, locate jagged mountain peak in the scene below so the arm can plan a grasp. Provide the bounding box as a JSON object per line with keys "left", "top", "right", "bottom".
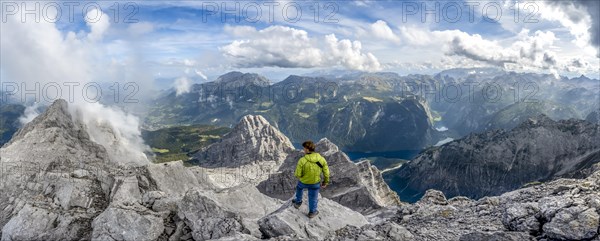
{"left": 6, "top": 99, "right": 85, "bottom": 147}
{"left": 194, "top": 114, "right": 294, "bottom": 168}
{"left": 234, "top": 114, "right": 271, "bottom": 132}
{"left": 315, "top": 138, "right": 340, "bottom": 155}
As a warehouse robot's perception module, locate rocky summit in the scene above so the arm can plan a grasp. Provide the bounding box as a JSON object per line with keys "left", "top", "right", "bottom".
{"left": 1, "top": 99, "right": 600, "bottom": 241}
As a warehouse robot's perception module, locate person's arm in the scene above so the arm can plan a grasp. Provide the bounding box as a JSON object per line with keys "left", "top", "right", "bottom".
{"left": 294, "top": 158, "right": 305, "bottom": 179}
{"left": 321, "top": 157, "right": 330, "bottom": 185}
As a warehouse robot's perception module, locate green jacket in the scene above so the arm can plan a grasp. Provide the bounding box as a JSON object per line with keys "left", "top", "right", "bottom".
{"left": 294, "top": 152, "right": 330, "bottom": 185}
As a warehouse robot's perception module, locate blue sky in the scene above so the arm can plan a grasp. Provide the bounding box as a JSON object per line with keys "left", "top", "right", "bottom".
{"left": 1, "top": 0, "right": 599, "bottom": 90}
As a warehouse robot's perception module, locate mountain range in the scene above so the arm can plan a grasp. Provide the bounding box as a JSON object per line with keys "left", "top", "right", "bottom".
{"left": 386, "top": 114, "right": 600, "bottom": 202}
{"left": 143, "top": 68, "right": 599, "bottom": 153}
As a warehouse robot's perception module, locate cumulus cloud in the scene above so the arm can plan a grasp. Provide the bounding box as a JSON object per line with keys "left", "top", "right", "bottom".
{"left": 174, "top": 77, "right": 193, "bottom": 95}
{"left": 221, "top": 25, "right": 381, "bottom": 71}
{"left": 85, "top": 8, "right": 110, "bottom": 42}
{"left": 446, "top": 29, "right": 558, "bottom": 69}
{"left": 367, "top": 19, "right": 595, "bottom": 74}
{"left": 324, "top": 34, "right": 382, "bottom": 71}
{"left": 541, "top": 0, "right": 599, "bottom": 57}
{"left": 370, "top": 20, "right": 400, "bottom": 43}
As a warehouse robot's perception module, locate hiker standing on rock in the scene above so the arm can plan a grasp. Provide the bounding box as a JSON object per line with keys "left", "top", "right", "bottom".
{"left": 292, "top": 141, "right": 330, "bottom": 218}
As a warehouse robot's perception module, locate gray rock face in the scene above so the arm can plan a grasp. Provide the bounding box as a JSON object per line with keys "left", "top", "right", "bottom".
{"left": 91, "top": 207, "right": 164, "bottom": 241}
{"left": 0, "top": 99, "right": 112, "bottom": 241}
{"left": 191, "top": 115, "right": 296, "bottom": 188}
{"left": 459, "top": 231, "right": 533, "bottom": 241}
{"left": 325, "top": 222, "right": 414, "bottom": 241}
{"left": 387, "top": 114, "right": 600, "bottom": 201}
{"left": 177, "top": 189, "right": 249, "bottom": 240}
{"left": 257, "top": 138, "right": 402, "bottom": 214}
{"left": 543, "top": 206, "right": 599, "bottom": 240}
{"left": 502, "top": 202, "right": 541, "bottom": 234}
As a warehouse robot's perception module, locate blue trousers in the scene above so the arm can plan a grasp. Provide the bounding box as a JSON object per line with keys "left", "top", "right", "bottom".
{"left": 294, "top": 181, "right": 321, "bottom": 213}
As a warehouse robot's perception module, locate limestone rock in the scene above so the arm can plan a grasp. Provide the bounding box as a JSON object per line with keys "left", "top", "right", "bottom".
{"left": 194, "top": 115, "right": 294, "bottom": 168}
{"left": 459, "top": 231, "right": 533, "bottom": 241}
{"left": 543, "top": 206, "right": 599, "bottom": 240}
{"left": 91, "top": 207, "right": 164, "bottom": 241}
{"left": 258, "top": 196, "right": 369, "bottom": 240}
{"left": 177, "top": 189, "right": 249, "bottom": 240}
{"left": 502, "top": 202, "right": 541, "bottom": 234}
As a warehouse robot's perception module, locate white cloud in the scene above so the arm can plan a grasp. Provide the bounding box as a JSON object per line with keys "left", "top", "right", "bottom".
{"left": 174, "top": 77, "right": 193, "bottom": 95}
{"left": 195, "top": 69, "right": 208, "bottom": 80}
{"left": 324, "top": 34, "right": 382, "bottom": 72}
{"left": 128, "top": 22, "right": 154, "bottom": 36}
{"left": 69, "top": 101, "right": 151, "bottom": 166}
{"left": 221, "top": 25, "right": 381, "bottom": 71}
{"left": 18, "top": 102, "right": 42, "bottom": 125}
{"left": 536, "top": 1, "right": 592, "bottom": 49}
{"left": 85, "top": 8, "right": 110, "bottom": 42}
{"left": 371, "top": 20, "right": 400, "bottom": 43}
{"left": 361, "top": 18, "right": 598, "bottom": 75}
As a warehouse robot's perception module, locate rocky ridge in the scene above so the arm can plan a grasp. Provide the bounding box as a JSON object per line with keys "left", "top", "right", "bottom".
{"left": 387, "top": 114, "right": 600, "bottom": 201}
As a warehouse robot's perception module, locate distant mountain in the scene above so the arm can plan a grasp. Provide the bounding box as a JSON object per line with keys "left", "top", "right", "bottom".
{"left": 385, "top": 114, "right": 600, "bottom": 202}
{"left": 145, "top": 71, "right": 436, "bottom": 152}
{"left": 483, "top": 101, "right": 581, "bottom": 131}
{"left": 428, "top": 70, "right": 599, "bottom": 136}
{"left": 587, "top": 110, "right": 600, "bottom": 124}
{"left": 143, "top": 69, "right": 596, "bottom": 152}
{"left": 213, "top": 71, "right": 271, "bottom": 88}
{"left": 0, "top": 104, "right": 24, "bottom": 146}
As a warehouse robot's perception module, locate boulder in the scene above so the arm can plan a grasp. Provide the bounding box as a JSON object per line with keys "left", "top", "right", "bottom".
{"left": 543, "top": 206, "right": 599, "bottom": 240}
{"left": 258, "top": 195, "right": 369, "bottom": 240}
{"left": 177, "top": 189, "right": 249, "bottom": 240}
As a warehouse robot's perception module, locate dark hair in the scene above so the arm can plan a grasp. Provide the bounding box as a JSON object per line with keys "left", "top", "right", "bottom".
{"left": 302, "top": 141, "right": 316, "bottom": 152}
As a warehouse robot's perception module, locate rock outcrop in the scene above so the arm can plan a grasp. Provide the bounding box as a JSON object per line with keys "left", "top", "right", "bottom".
{"left": 0, "top": 99, "right": 113, "bottom": 241}
{"left": 385, "top": 166, "right": 600, "bottom": 240}
{"left": 257, "top": 138, "right": 402, "bottom": 214}
{"left": 386, "top": 114, "right": 600, "bottom": 201}
{"left": 258, "top": 195, "right": 369, "bottom": 240}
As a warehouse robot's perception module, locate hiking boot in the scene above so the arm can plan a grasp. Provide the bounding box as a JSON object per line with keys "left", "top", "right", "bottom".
{"left": 293, "top": 201, "right": 301, "bottom": 209}
{"left": 308, "top": 211, "right": 319, "bottom": 218}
